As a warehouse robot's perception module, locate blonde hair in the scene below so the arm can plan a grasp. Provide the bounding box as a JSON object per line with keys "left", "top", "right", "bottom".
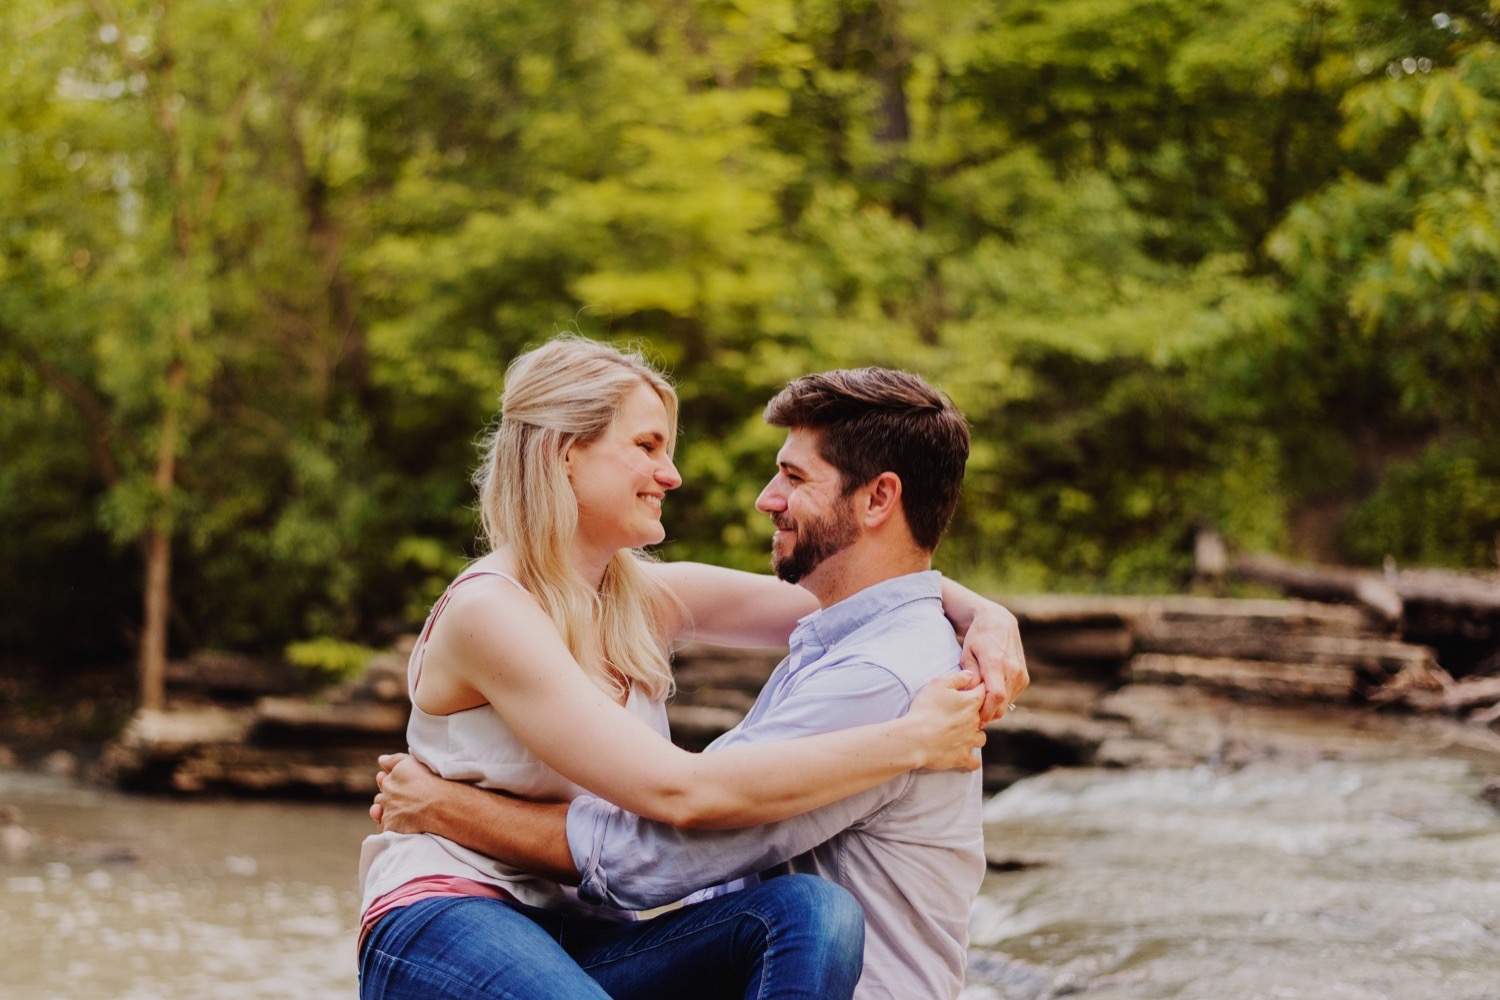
{"left": 474, "top": 335, "right": 678, "bottom": 702}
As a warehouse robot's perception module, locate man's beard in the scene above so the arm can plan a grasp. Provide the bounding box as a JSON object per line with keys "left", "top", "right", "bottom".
{"left": 771, "top": 496, "right": 858, "bottom": 584}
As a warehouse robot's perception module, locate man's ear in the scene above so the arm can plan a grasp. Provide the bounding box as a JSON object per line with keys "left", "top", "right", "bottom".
{"left": 860, "top": 472, "right": 903, "bottom": 528}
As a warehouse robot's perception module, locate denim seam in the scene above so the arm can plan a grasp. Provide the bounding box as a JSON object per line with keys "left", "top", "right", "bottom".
{"left": 574, "top": 903, "right": 776, "bottom": 972}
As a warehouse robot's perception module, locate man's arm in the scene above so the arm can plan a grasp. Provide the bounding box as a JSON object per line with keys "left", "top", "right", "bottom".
{"left": 565, "top": 772, "right": 888, "bottom": 910}
{"left": 566, "top": 660, "right": 916, "bottom": 910}
{"left": 373, "top": 754, "right": 579, "bottom": 884}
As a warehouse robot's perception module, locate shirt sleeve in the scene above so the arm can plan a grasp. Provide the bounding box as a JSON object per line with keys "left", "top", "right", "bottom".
{"left": 567, "top": 658, "right": 916, "bottom": 910}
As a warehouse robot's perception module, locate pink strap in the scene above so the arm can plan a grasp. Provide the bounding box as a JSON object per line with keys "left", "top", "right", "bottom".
{"left": 409, "top": 570, "right": 523, "bottom": 692}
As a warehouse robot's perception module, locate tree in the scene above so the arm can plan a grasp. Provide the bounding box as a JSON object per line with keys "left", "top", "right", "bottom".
{"left": 1260, "top": 10, "right": 1500, "bottom": 564}
{"left": 1, "top": 0, "right": 405, "bottom": 701}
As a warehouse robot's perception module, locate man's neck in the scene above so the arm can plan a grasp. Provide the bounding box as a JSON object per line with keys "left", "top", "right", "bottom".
{"left": 802, "top": 542, "right": 932, "bottom": 609}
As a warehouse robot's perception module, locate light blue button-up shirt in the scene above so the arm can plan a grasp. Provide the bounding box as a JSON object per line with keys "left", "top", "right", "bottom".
{"left": 566, "top": 570, "right": 986, "bottom": 999}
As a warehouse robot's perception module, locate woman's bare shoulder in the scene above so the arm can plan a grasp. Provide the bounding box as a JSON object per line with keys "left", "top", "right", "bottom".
{"left": 426, "top": 573, "right": 551, "bottom": 662}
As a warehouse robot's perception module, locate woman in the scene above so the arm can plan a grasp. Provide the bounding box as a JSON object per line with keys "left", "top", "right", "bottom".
{"left": 358, "top": 336, "right": 1004, "bottom": 1000}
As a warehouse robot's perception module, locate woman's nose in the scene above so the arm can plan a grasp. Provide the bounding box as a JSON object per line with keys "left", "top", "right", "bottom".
{"left": 658, "top": 458, "right": 682, "bottom": 490}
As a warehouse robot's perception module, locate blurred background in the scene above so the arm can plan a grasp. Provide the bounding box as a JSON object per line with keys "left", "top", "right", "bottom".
{"left": 2, "top": 1, "right": 1498, "bottom": 997}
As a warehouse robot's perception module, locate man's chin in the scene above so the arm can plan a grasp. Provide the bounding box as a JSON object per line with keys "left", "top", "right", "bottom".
{"left": 770, "top": 556, "right": 803, "bottom": 585}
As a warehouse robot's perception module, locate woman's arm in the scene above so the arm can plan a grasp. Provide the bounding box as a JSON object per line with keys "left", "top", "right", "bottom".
{"left": 939, "top": 578, "right": 1030, "bottom": 723}
{"left": 648, "top": 561, "right": 1030, "bottom": 723}
{"left": 647, "top": 562, "right": 817, "bottom": 648}
{"left": 426, "top": 578, "right": 984, "bottom": 831}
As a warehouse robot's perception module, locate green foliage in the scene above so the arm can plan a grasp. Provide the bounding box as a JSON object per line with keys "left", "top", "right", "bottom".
{"left": 4, "top": 0, "right": 1498, "bottom": 680}
{"left": 284, "top": 637, "right": 380, "bottom": 682}
{"left": 1345, "top": 439, "right": 1500, "bottom": 568}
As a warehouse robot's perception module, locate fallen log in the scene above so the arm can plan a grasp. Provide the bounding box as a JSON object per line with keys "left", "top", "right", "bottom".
{"left": 1391, "top": 568, "right": 1500, "bottom": 613}
{"left": 1130, "top": 653, "right": 1356, "bottom": 701}
{"left": 1228, "top": 553, "right": 1403, "bottom": 627}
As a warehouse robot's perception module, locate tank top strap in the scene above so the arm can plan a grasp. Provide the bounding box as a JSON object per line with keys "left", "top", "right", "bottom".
{"left": 408, "top": 570, "right": 526, "bottom": 692}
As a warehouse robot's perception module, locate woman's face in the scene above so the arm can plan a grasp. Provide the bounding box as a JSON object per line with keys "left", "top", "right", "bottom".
{"left": 566, "top": 381, "right": 681, "bottom": 552}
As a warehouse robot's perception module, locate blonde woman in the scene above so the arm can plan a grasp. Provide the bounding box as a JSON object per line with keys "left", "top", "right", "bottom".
{"left": 357, "top": 336, "right": 1014, "bottom": 1000}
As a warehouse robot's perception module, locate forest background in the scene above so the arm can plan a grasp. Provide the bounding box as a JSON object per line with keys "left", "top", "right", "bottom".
{"left": 3, "top": 0, "right": 1498, "bottom": 714}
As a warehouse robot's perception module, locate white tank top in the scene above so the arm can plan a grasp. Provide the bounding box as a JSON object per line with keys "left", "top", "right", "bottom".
{"left": 357, "top": 570, "right": 669, "bottom": 919}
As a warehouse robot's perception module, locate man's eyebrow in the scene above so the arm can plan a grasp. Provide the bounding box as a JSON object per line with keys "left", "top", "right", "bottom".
{"left": 778, "top": 459, "right": 810, "bottom": 476}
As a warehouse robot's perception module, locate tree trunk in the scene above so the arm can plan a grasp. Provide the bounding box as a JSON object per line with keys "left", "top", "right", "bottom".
{"left": 138, "top": 529, "right": 171, "bottom": 711}
{"left": 137, "top": 357, "right": 187, "bottom": 711}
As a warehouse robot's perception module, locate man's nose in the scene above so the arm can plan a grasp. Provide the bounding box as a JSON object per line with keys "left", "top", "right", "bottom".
{"left": 755, "top": 478, "right": 786, "bottom": 513}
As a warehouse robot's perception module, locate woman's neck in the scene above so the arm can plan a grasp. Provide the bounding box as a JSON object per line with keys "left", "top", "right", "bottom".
{"left": 570, "top": 539, "right": 614, "bottom": 591}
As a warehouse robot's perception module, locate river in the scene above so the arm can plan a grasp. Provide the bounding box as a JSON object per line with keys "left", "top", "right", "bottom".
{"left": 2, "top": 705, "right": 1498, "bottom": 1000}
{"left": 0, "top": 767, "right": 368, "bottom": 999}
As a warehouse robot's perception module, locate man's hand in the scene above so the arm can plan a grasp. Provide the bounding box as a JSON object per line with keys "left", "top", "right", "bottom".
{"left": 370, "top": 752, "right": 446, "bottom": 835}
{"left": 959, "top": 604, "right": 1029, "bottom": 725}
{"left": 367, "top": 751, "right": 581, "bottom": 883}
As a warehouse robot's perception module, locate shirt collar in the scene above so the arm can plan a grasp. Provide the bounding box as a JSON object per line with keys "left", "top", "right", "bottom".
{"left": 790, "top": 570, "right": 943, "bottom": 659}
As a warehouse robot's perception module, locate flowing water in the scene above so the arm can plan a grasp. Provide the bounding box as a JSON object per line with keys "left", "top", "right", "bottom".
{"left": 966, "top": 758, "right": 1500, "bottom": 1000}
{"left": 2, "top": 715, "right": 1497, "bottom": 1000}
{"left": 0, "top": 768, "right": 369, "bottom": 1000}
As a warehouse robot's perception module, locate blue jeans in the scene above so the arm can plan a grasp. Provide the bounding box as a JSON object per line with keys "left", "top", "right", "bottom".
{"left": 358, "top": 873, "right": 864, "bottom": 1000}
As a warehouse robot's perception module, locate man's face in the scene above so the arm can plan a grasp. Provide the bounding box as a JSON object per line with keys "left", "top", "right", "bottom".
{"left": 755, "top": 428, "right": 860, "bottom": 586}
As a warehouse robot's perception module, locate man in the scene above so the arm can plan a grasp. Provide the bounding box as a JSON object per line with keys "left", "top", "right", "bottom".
{"left": 374, "top": 367, "right": 1028, "bottom": 998}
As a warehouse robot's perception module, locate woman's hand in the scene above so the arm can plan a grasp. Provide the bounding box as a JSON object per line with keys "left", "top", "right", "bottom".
{"left": 903, "top": 672, "right": 987, "bottom": 772}
{"left": 959, "top": 605, "right": 1029, "bottom": 724}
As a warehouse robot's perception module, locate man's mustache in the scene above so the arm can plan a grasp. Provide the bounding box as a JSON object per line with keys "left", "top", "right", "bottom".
{"left": 770, "top": 515, "right": 795, "bottom": 531}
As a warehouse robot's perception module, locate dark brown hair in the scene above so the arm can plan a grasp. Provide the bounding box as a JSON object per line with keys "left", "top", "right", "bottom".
{"left": 764, "top": 368, "right": 969, "bottom": 551}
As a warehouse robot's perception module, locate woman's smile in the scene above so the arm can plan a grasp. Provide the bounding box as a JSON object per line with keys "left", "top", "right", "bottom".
{"left": 567, "top": 382, "right": 681, "bottom": 554}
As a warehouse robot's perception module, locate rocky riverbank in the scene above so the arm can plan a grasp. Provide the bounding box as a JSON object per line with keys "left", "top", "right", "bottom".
{"left": 91, "top": 586, "right": 1500, "bottom": 801}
